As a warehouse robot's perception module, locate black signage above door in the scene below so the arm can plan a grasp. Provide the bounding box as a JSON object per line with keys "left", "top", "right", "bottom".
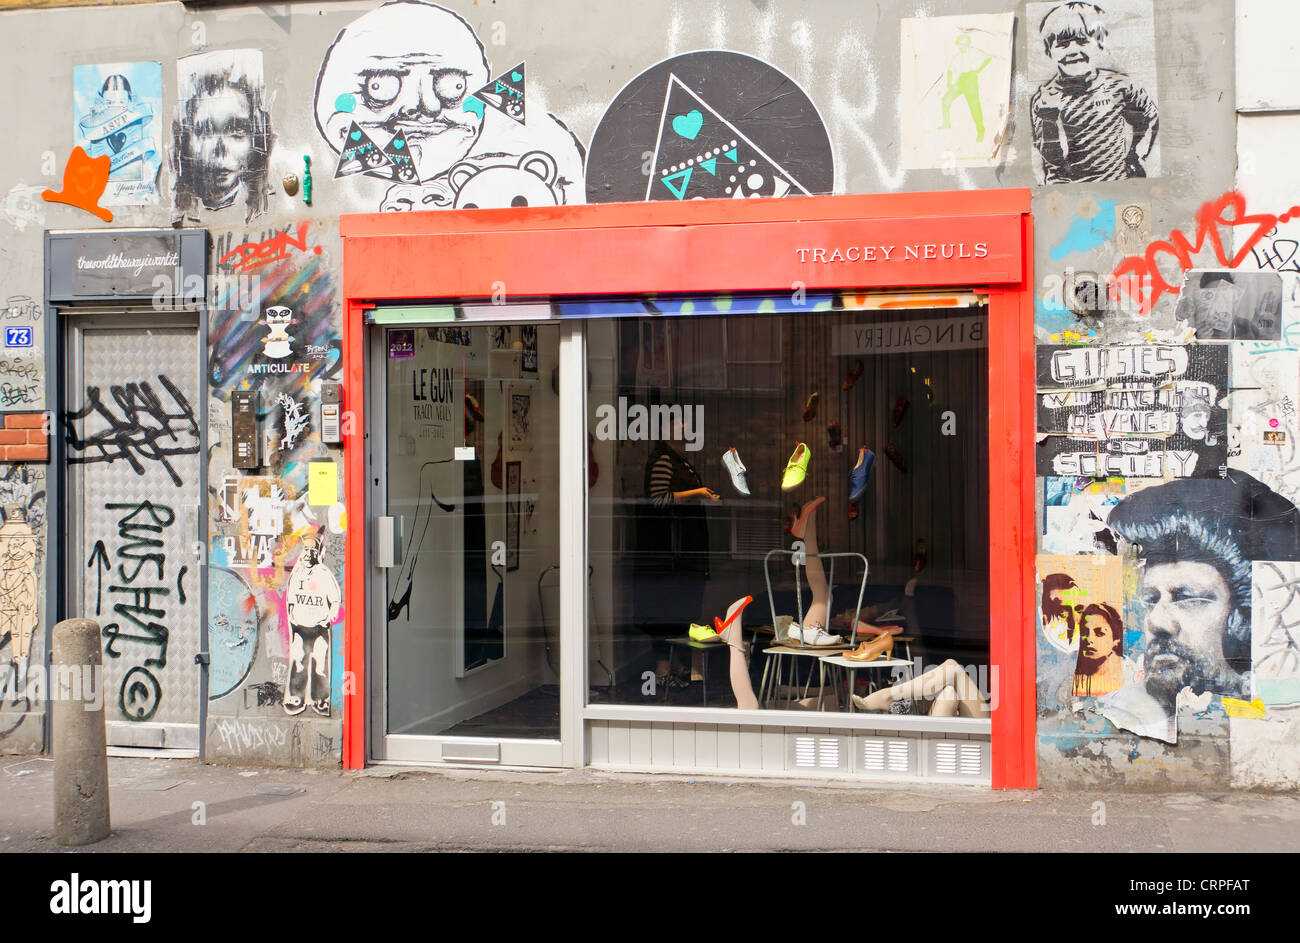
{"left": 46, "top": 230, "right": 208, "bottom": 303}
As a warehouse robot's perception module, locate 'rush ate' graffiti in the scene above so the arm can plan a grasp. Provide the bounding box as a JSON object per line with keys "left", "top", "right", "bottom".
{"left": 1112, "top": 191, "right": 1300, "bottom": 315}
{"left": 99, "top": 500, "right": 181, "bottom": 723}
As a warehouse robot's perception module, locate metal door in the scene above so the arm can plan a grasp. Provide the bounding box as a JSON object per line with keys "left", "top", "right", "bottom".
{"left": 63, "top": 313, "right": 204, "bottom": 751}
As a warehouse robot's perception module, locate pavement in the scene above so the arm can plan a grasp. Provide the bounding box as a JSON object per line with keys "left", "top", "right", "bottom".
{"left": 3, "top": 754, "right": 1300, "bottom": 852}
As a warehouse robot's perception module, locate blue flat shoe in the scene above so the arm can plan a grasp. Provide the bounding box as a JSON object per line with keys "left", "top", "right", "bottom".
{"left": 849, "top": 447, "right": 875, "bottom": 502}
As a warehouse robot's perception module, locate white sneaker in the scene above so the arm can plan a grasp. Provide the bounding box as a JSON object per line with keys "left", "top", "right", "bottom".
{"left": 786, "top": 624, "right": 842, "bottom": 646}
{"left": 722, "top": 448, "right": 750, "bottom": 495}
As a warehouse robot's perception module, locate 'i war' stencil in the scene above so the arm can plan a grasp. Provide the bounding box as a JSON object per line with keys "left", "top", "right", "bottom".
{"left": 647, "top": 75, "right": 808, "bottom": 201}
{"left": 1035, "top": 344, "right": 1229, "bottom": 478}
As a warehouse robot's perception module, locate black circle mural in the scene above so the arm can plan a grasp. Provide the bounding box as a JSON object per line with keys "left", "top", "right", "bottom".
{"left": 585, "top": 51, "right": 834, "bottom": 204}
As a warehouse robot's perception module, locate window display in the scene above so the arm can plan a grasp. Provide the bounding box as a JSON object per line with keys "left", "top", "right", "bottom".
{"left": 581, "top": 294, "right": 991, "bottom": 718}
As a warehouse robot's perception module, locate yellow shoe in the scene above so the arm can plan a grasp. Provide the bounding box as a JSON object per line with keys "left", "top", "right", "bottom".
{"left": 688, "top": 623, "right": 719, "bottom": 642}
{"left": 781, "top": 443, "right": 810, "bottom": 491}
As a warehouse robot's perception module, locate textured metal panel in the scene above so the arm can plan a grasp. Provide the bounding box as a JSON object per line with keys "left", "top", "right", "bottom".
{"left": 928, "top": 739, "right": 990, "bottom": 780}
{"left": 853, "top": 735, "right": 918, "bottom": 777}
{"left": 789, "top": 734, "right": 848, "bottom": 771}
{"left": 69, "top": 323, "right": 201, "bottom": 745}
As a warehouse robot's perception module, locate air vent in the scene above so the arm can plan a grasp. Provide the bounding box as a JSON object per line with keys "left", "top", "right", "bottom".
{"left": 887, "top": 740, "right": 911, "bottom": 772}
{"left": 862, "top": 738, "right": 886, "bottom": 771}
{"left": 791, "top": 735, "right": 844, "bottom": 769}
{"left": 932, "top": 740, "right": 987, "bottom": 778}
{"left": 859, "top": 737, "right": 913, "bottom": 774}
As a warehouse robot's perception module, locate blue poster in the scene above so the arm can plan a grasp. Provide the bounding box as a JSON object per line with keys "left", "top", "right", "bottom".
{"left": 73, "top": 62, "right": 163, "bottom": 206}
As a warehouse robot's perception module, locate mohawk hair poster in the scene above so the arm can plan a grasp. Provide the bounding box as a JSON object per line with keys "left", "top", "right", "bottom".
{"left": 73, "top": 62, "right": 164, "bottom": 205}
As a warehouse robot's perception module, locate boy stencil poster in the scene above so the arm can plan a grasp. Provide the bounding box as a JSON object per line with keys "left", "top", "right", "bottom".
{"left": 1026, "top": 0, "right": 1161, "bottom": 185}
{"left": 73, "top": 62, "right": 163, "bottom": 205}
{"left": 900, "top": 13, "right": 1016, "bottom": 170}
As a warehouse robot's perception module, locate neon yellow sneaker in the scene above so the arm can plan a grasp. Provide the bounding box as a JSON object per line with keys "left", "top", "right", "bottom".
{"left": 688, "top": 623, "right": 719, "bottom": 641}
{"left": 781, "top": 442, "right": 810, "bottom": 491}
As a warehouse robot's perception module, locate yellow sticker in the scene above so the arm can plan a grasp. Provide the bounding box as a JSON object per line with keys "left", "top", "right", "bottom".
{"left": 1221, "top": 696, "right": 1266, "bottom": 719}
{"left": 308, "top": 461, "right": 338, "bottom": 507}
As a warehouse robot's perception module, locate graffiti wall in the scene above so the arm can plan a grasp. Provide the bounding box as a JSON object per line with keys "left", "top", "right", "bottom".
{"left": 0, "top": 0, "right": 1287, "bottom": 787}
{"left": 204, "top": 222, "right": 345, "bottom": 766}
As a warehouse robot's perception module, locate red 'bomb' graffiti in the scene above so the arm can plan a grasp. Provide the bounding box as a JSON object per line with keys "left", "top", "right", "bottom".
{"left": 1112, "top": 190, "right": 1300, "bottom": 316}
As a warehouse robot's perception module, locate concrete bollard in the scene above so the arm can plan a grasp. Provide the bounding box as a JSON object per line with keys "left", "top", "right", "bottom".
{"left": 52, "top": 618, "right": 110, "bottom": 846}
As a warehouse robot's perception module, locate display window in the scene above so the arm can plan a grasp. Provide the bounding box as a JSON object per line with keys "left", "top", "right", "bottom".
{"left": 575, "top": 293, "right": 991, "bottom": 718}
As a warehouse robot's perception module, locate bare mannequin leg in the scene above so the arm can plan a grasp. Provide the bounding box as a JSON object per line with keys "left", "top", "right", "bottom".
{"left": 851, "top": 658, "right": 989, "bottom": 717}
{"left": 929, "top": 686, "right": 960, "bottom": 717}
{"left": 795, "top": 501, "right": 830, "bottom": 632}
{"left": 718, "top": 597, "right": 758, "bottom": 710}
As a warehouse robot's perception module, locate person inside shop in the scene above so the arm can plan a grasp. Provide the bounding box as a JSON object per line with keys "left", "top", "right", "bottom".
{"left": 635, "top": 409, "right": 719, "bottom": 689}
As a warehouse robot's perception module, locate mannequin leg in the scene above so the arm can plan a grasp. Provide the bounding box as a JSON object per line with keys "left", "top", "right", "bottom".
{"left": 929, "top": 686, "right": 960, "bottom": 717}
{"left": 798, "top": 507, "right": 830, "bottom": 631}
{"left": 718, "top": 598, "right": 758, "bottom": 710}
{"left": 852, "top": 658, "right": 989, "bottom": 716}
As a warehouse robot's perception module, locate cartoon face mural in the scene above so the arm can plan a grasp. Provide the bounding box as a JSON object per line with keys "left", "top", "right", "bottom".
{"left": 314, "top": 0, "right": 490, "bottom": 184}
{"left": 173, "top": 50, "right": 273, "bottom": 222}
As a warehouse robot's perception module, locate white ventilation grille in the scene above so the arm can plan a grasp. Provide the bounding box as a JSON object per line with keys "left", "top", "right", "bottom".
{"left": 888, "top": 740, "right": 911, "bottom": 772}
{"left": 792, "top": 736, "right": 843, "bottom": 769}
{"left": 933, "top": 741, "right": 986, "bottom": 777}
{"left": 861, "top": 738, "right": 886, "bottom": 771}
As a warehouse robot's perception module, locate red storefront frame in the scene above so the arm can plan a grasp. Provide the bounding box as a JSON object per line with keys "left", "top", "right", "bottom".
{"left": 340, "top": 188, "right": 1037, "bottom": 789}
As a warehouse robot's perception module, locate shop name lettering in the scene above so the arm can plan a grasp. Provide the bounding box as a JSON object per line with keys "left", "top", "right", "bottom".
{"left": 594, "top": 397, "right": 704, "bottom": 452}
{"left": 796, "top": 243, "right": 989, "bottom": 264}
{"left": 76, "top": 251, "right": 179, "bottom": 278}
{"left": 411, "top": 367, "right": 454, "bottom": 422}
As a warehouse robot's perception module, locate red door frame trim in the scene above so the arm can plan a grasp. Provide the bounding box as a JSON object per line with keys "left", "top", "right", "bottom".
{"left": 340, "top": 190, "right": 1037, "bottom": 789}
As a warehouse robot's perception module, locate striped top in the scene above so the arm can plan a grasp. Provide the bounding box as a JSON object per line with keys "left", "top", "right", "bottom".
{"left": 648, "top": 452, "right": 677, "bottom": 508}
{"left": 1031, "top": 69, "right": 1158, "bottom": 184}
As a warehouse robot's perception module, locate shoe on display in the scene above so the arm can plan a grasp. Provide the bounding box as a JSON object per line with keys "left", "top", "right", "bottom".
{"left": 788, "top": 495, "right": 825, "bottom": 540}
{"left": 688, "top": 623, "right": 720, "bottom": 642}
{"left": 913, "top": 538, "right": 928, "bottom": 573}
{"left": 884, "top": 443, "right": 907, "bottom": 473}
{"left": 844, "top": 633, "right": 894, "bottom": 662}
{"left": 713, "top": 595, "right": 754, "bottom": 635}
{"left": 802, "top": 392, "right": 819, "bottom": 422}
{"left": 892, "top": 396, "right": 910, "bottom": 427}
{"left": 827, "top": 421, "right": 843, "bottom": 453}
{"left": 847, "top": 500, "right": 860, "bottom": 521}
{"left": 848, "top": 447, "right": 875, "bottom": 501}
{"left": 786, "top": 624, "right": 842, "bottom": 646}
{"left": 466, "top": 393, "right": 485, "bottom": 423}
{"left": 842, "top": 359, "right": 864, "bottom": 391}
{"left": 721, "top": 447, "right": 751, "bottom": 495}
{"left": 781, "top": 442, "right": 810, "bottom": 491}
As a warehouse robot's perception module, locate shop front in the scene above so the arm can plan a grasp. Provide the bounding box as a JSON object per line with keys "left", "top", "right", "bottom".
{"left": 340, "top": 189, "right": 1036, "bottom": 788}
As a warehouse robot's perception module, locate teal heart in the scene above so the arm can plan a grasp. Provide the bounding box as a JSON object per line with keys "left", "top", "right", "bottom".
{"left": 511, "top": 71, "right": 523, "bottom": 82}
{"left": 392, "top": 139, "right": 404, "bottom": 149}
{"left": 672, "top": 110, "right": 703, "bottom": 141}
{"left": 351, "top": 130, "right": 362, "bottom": 141}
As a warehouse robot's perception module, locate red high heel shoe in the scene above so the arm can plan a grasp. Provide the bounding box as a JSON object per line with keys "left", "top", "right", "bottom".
{"left": 714, "top": 595, "right": 754, "bottom": 634}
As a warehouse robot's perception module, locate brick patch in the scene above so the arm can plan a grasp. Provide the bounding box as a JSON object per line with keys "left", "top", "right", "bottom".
{"left": 0, "top": 412, "right": 49, "bottom": 462}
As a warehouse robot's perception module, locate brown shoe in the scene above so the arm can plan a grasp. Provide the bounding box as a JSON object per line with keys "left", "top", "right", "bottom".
{"left": 844, "top": 633, "right": 894, "bottom": 662}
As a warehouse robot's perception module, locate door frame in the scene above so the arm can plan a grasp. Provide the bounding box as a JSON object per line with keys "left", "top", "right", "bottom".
{"left": 363, "top": 317, "right": 572, "bottom": 767}
{"left": 51, "top": 307, "right": 210, "bottom": 756}
{"left": 341, "top": 190, "right": 1036, "bottom": 788}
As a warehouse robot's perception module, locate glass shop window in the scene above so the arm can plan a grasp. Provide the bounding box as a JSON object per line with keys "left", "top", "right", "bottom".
{"left": 579, "top": 293, "right": 992, "bottom": 719}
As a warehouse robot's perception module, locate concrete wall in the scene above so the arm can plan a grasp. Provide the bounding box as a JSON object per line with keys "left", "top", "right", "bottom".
{"left": 3, "top": 0, "right": 1292, "bottom": 787}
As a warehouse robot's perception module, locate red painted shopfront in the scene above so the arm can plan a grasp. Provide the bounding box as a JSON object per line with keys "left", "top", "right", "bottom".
{"left": 338, "top": 188, "right": 1036, "bottom": 788}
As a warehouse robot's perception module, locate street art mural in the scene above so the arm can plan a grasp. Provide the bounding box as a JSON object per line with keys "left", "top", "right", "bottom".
{"left": 1027, "top": 0, "right": 1160, "bottom": 185}
{"left": 73, "top": 62, "right": 163, "bottom": 206}
{"left": 1035, "top": 344, "right": 1229, "bottom": 479}
{"left": 584, "top": 50, "right": 833, "bottom": 203}
{"left": 173, "top": 49, "right": 274, "bottom": 223}
{"left": 899, "top": 13, "right": 1016, "bottom": 170}
{"left": 313, "top": 0, "right": 583, "bottom": 211}
{"left": 1173, "top": 270, "right": 1283, "bottom": 341}
{"left": 205, "top": 223, "right": 344, "bottom": 765}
